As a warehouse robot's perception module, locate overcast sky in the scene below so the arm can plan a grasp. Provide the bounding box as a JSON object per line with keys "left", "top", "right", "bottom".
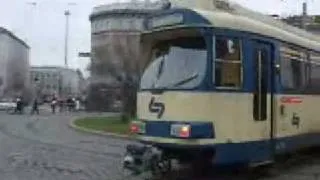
{"left": 0, "top": 0, "right": 319, "bottom": 77}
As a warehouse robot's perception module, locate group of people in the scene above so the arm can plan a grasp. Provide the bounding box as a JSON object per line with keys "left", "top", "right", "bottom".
{"left": 30, "top": 96, "right": 82, "bottom": 115}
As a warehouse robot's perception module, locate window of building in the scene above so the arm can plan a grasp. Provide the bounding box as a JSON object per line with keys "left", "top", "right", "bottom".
{"left": 41, "top": 74, "right": 45, "bottom": 80}
{"left": 104, "top": 19, "right": 109, "bottom": 30}
{"left": 128, "top": 19, "right": 135, "bottom": 30}
{"left": 214, "top": 36, "right": 242, "bottom": 88}
{"left": 97, "top": 19, "right": 103, "bottom": 31}
{"left": 110, "top": 18, "right": 121, "bottom": 30}
{"left": 34, "top": 75, "right": 39, "bottom": 81}
{"left": 135, "top": 19, "right": 143, "bottom": 30}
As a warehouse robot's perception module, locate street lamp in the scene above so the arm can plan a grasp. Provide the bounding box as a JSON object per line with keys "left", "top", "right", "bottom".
{"left": 26, "top": 2, "right": 37, "bottom": 6}
{"left": 64, "top": 10, "right": 70, "bottom": 68}
{"left": 63, "top": 2, "right": 77, "bottom": 69}
{"left": 25, "top": 2, "right": 37, "bottom": 45}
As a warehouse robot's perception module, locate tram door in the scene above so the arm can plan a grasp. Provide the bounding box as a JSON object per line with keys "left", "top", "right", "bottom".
{"left": 252, "top": 41, "right": 275, "bottom": 164}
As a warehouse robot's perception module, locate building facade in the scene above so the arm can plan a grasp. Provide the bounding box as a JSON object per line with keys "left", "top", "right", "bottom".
{"left": 0, "top": 27, "right": 31, "bottom": 101}
{"left": 88, "top": 0, "right": 164, "bottom": 111}
{"left": 30, "top": 66, "right": 84, "bottom": 101}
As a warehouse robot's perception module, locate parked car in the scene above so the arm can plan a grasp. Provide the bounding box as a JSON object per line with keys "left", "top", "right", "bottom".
{"left": 0, "top": 98, "right": 16, "bottom": 112}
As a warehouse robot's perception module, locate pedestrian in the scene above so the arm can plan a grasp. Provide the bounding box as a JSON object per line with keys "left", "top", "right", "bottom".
{"left": 51, "top": 97, "right": 57, "bottom": 114}
{"left": 58, "top": 98, "right": 63, "bottom": 113}
{"left": 66, "top": 97, "right": 72, "bottom": 112}
{"left": 14, "top": 97, "right": 20, "bottom": 114}
{"left": 72, "top": 97, "right": 76, "bottom": 112}
{"left": 31, "top": 98, "right": 39, "bottom": 115}
{"left": 75, "top": 98, "right": 80, "bottom": 112}
{"left": 14, "top": 97, "right": 23, "bottom": 114}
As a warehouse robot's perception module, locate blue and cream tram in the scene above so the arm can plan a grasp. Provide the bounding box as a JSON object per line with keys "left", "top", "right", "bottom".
{"left": 125, "top": 0, "right": 320, "bottom": 171}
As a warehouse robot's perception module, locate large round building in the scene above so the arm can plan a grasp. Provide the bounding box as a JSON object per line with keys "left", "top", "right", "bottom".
{"left": 87, "top": 0, "right": 163, "bottom": 111}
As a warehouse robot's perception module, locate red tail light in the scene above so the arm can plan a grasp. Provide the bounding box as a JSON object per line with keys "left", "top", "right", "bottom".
{"left": 130, "top": 124, "right": 139, "bottom": 133}
{"left": 171, "top": 124, "right": 191, "bottom": 138}
{"left": 130, "top": 121, "right": 146, "bottom": 134}
{"left": 179, "top": 126, "right": 190, "bottom": 138}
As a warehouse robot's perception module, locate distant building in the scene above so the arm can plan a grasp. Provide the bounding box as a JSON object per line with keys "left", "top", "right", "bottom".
{"left": 277, "top": 2, "right": 320, "bottom": 35}
{"left": 89, "top": 0, "right": 164, "bottom": 77}
{"left": 281, "top": 15, "right": 320, "bottom": 35}
{"left": 282, "top": 15, "right": 314, "bottom": 28}
{"left": 0, "top": 27, "right": 31, "bottom": 101}
{"left": 30, "top": 66, "right": 84, "bottom": 101}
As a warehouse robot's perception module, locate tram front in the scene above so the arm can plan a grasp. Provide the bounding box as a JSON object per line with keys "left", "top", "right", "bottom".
{"left": 123, "top": 8, "right": 216, "bottom": 175}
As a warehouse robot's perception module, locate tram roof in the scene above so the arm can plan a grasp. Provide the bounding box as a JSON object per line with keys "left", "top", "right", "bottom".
{"left": 193, "top": 8, "right": 320, "bottom": 52}
{"left": 146, "top": 0, "right": 320, "bottom": 52}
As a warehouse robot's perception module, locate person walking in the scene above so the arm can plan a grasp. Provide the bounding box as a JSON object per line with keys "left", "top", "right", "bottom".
{"left": 75, "top": 98, "right": 80, "bottom": 112}
{"left": 31, "top": 98, "right": 39, "bottom": 115}
{"left": 58, "top": 98, "right": 64, "bottom": 113}
{"left": 51, "top": 97, "right": 57, "bottom": 114}
{"left": 14, "top": 97, "right": 23, "bottom": 114}
{"left": 66, "top": 97, "right": 72, "bottom": 112}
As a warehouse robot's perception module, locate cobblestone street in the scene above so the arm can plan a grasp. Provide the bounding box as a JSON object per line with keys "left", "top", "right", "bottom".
{"left": 0, "top": 111, "right": 131, "bottom": 180}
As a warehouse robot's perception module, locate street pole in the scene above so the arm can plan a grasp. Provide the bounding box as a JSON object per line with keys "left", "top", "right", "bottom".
{"left": 64, "top": 10, "right": 70, "bottom": 68}
{"left": 302, "top": 1, "right": 307, "bottom": 30}
{"left": 25, "top": 2, "right": 37, "bottom": 55}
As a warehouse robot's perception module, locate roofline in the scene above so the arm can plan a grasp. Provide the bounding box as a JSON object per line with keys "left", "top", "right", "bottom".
{"left": 89, "top": 9, "right": 155, "bottom": 21}
{"left": 89, "top": 1, "right": 167, "bottom": 21}
{"left": 0, "top": 27, "right": 30, "bottom": 49}
{"left": 30, "top": 66, "right": 78, "bottom": 71}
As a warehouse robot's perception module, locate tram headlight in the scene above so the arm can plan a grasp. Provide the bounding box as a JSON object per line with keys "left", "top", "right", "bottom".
{"left": 170, "top": 124, "right": 191, "bottom": 138}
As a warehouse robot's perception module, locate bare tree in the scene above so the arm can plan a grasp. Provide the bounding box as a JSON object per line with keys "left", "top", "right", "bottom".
{"left": 109, "top": 34, "right": 141, "bottom": 122}
{"left": 89, "top": 31, "right": 152, "bottom": 120}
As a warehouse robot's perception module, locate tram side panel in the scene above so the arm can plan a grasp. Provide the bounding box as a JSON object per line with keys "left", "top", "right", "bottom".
{"left": 137, "top": 91, "right": 273, "bottom": 165}
{"left": 274, "top": 45, "right": 320, "bottom": 153}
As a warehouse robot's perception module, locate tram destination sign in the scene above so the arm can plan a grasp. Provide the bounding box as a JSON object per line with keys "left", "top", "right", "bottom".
{"left": 149, "top": 13, "right": 184, "bottom": 29}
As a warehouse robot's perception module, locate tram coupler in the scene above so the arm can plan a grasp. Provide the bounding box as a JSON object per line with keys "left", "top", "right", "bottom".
{"left": 122, "top": 144, "right": 167, "bottom": 176}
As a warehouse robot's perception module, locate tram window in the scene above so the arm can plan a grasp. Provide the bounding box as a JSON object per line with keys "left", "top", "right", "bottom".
{"left": 309, "top": 61, "right": 320, "bottom": 93}
{"left": 280, "top": 46, "right": 307, "bottom": 91}
{"left": 292, "top": 60, "right": 307, "bottom": 88}
{"left": 215, "top": 37, "right": 242, "bottom": 88}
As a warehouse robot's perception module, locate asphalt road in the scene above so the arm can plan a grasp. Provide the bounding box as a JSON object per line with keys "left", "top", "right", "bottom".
{"left": 0, "top": 110, "right": 319, "bottom": 180}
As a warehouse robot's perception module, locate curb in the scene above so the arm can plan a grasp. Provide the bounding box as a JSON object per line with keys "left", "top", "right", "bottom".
{"left": 68, "top": 118, "right": 134, "bottom": 140}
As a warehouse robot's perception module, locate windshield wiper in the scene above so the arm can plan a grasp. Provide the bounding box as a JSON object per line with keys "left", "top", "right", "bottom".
{"left": 152, "top": 73, "right": 199, "bottom": 90}
{"left": 171, "top": 73, "right": 199, "bottom": 88}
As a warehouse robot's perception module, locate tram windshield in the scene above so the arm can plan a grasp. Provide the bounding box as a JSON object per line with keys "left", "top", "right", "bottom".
{"left": 140, "top": 37, "right": 207, "bottom": 90}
